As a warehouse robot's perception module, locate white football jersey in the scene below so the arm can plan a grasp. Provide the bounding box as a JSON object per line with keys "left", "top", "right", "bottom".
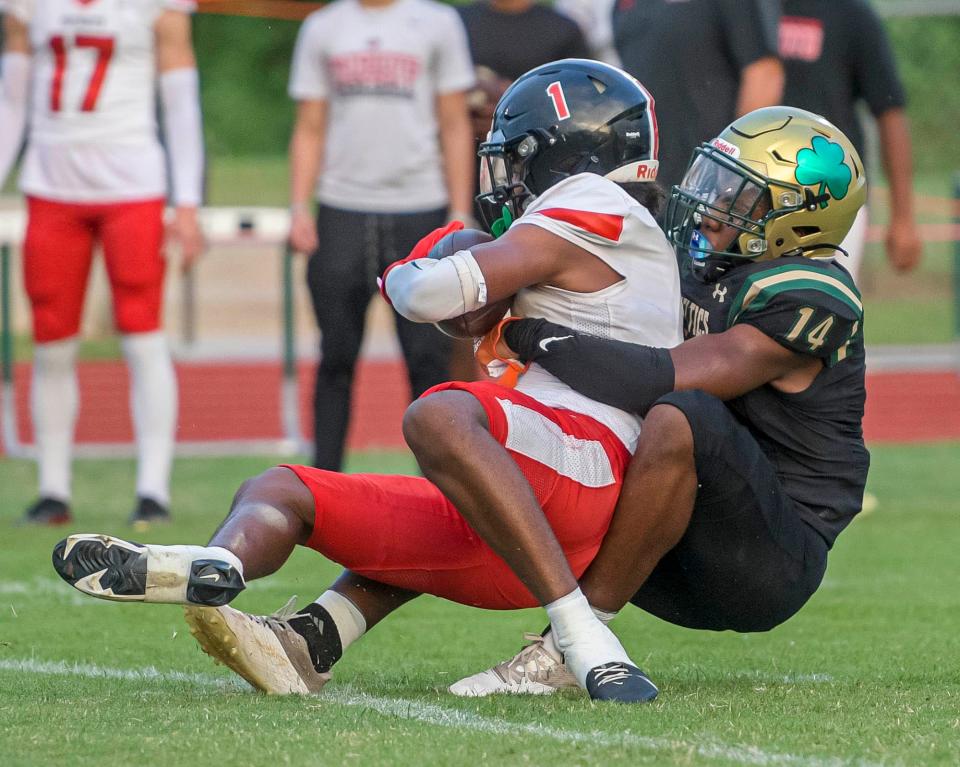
{"left": 3, "top": 0, "right": 195, "bottom": 202}
{"left": 511, "top": 173, "right": 684, "bottom": 450}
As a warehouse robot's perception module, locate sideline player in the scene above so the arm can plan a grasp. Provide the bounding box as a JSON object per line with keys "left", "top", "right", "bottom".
{"left": 52, "top": 60, "right": 681, "bottom": 702}
{"left": 450, "top": 105, "right": 871, "bottom": 696}
{"left": 0, "top": 0, "right": 204, "bottom": 525}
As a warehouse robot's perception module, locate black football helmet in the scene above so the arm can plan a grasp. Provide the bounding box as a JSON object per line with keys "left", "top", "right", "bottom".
{"left": 476, "top": 59, "right": 659, "bottom": 235}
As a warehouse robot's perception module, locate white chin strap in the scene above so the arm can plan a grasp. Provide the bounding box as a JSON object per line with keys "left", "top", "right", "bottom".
{"left": 604, "top": 159, "right": 659, "bottom": 184}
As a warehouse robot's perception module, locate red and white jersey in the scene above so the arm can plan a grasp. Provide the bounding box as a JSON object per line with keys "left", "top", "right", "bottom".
{"left": 2, "top": 0, "right": 195, "bottom": 202}
{"left": 512, "top": 173, "right": 684, "bottom": 450}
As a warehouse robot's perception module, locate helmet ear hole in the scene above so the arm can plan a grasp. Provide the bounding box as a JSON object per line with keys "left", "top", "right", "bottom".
{"left": 793, "top": 226, "right": 821, "bottom": 238}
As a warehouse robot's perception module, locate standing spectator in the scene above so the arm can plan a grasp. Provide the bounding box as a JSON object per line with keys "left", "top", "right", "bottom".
{"left": 287, "top": 0, "right": 475, "bottom": 471}
{"left": 0, "top": 0, "right": 204, "bottom": 526}
{"left": 457, "top": 0, "right": 589, "bottom": 190}
{"left": 554, "top": 0, "right": 620, "bottom": 65}
{"left": 780, "top": 0, "right": 922, "bottom": 276}
{"left": 612, "top": 0, "right": 783, "bottom": 195}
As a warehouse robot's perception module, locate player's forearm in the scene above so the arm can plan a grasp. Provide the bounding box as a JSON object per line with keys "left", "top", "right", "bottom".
{"left": 288, "top": 119, "right": 324, "bottom": 209}
{"left": 877, "top": 109, "right": 916, "bottom": 225}
{"left": 385, "top": 252, "right": 486, "bottom": 323}
{"left": 437, "top": 93, "right": 476, "bottom": 217}
{"left": 160, "top": 68, "right": 204, "bottom": 207}
{"left": 0, "top": 52, "right": 31, "bottom": 190}
{"left": 735, "top": 57, "right": 784, "bottom": 117}
{"left": 504, "top": 319, "right": 675, "bottom": 414}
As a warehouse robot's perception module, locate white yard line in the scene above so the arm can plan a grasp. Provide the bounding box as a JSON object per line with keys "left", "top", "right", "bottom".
{"left": 0, "top": 656, "right": 877, "bottom": 767}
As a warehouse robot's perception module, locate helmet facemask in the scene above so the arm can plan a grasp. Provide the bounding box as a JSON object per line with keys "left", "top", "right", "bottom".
{"left": 666, "top": 145, "right": 810, "bottom": 282}
{"left": 476, "top": 132, "right": 543, "bottom": 236}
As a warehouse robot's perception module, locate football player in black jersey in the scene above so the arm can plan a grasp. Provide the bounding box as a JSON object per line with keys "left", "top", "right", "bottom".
{"left": 450, "top": 105, "right": 871, "bottom": 697}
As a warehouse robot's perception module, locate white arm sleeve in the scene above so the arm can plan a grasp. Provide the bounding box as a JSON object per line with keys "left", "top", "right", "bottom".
{"left": 160, "top": 67, "right": 204, "bottom": 207}
{"left": 0, "top": 52, "right": 30, "bottom": 190}
{"left": 385, "top": 251, "right": 487, "bottom": 323}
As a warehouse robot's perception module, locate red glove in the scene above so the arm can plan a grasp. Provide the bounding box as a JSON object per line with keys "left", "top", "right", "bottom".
{"left": 378, "top": 220, "right": 464, "bottom": 305}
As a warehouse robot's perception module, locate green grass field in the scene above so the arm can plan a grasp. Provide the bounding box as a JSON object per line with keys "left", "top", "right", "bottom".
{"left": 1, "top": 444, "right": 958, "bottom": 766}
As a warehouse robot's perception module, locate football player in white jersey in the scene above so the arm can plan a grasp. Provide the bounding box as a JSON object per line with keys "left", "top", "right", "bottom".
{"left": 52, "top": 60, "right": 678, "bottom": 704}
{"left": 0, "top": 0, "right": 204, "bottom": 526}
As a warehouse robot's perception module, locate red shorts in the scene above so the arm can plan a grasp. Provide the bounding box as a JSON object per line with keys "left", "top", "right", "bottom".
{"left": 24, "top": 195, "right": 166, "bottom": 342}
{"left": 288, "top": 381, "right": 631, "bottom": 609}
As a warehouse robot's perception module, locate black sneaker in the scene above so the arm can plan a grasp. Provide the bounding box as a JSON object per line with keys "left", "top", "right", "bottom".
{"left": 585, "top": 662, "right": 659, "bottom": 703}
{"left": 22, "top": 497, "right": 73, "bottom": 526}
{"left": 129, "top": 497, "right": 171, "bottom": 529}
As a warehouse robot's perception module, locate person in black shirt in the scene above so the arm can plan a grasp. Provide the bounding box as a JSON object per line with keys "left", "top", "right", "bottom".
{"left": 613, "top": 0, "right": 784, "bottom": 196}
{"left": 451, "top": 0, "right": 590, "bottom": 379}
{"left": 449, "top": 106, "right": 871, "bottom": 699}
{"left": 780, "top": 0, "right": 922, "bottom": 276}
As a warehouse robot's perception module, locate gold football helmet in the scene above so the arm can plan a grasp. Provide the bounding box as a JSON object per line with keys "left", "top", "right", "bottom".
{"left": 665, "top": 106, "right": 867, "bottom": 281}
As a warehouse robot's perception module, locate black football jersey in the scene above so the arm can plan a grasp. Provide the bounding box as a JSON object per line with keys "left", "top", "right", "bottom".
{"left": 681, "top": 256, "right": 869, "bottom": 546}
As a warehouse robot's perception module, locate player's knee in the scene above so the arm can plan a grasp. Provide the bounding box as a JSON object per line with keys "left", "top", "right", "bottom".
{"left": 30, "top": 299, "right": 81, "bottom": 343}
{"left": 635, "top": 403, "right": 694, "bottom": 469}
{"left": 403, "top": 391, "right": 483, "bottom": 461}
{"left": 232, "top": 467, "right": 315, "bottom": 528}
{"left": 114, "top": 294, "right": 161, "bottom": 335}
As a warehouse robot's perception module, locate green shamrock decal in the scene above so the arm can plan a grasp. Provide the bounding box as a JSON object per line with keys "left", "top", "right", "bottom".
{"left": 795, "top": 136, "right": 852, "bottom": 209}
{"left": 490, "top": 204, "right": 514, "bottom": 238}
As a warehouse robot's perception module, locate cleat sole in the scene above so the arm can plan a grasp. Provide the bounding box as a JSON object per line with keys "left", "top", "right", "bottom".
{"left": 183, "top": 606, "right": 327, "bottom": 695}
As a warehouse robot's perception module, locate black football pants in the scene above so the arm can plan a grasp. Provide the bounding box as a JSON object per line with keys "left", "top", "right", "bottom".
{"left": 306, "top": 204, "right": 452, "bottom": 471}
{"left": 630, "top": 390, "right": 830, "bottom": 633}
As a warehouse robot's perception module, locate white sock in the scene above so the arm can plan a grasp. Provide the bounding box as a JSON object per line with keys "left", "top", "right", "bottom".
{"left": 545, "top": 588, "right": 631, "bottom": 687}
{"left": 314, "top": 590, "right": 367, "bottom": 651}
{"left": 122, "top": 331, "right": 177, "bottom": 505}
{"left": 31, "top": 338, "right": 79, "bottom": 501}
{"left": 592, "top": 606, "right": 619, "bottom": 624}
{"left": 542, "top": 604, "right": 618, "bottom": 662}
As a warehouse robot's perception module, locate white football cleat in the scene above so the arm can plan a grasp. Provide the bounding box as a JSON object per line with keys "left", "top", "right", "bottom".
{"left": 183, "top": 598, "right": 330, "bottom": 695}
{"left": 449, "top": 633, "right": 580, "bottom": 697}
{"left": 52, "top": 534, "right": 244, "bottom": 606}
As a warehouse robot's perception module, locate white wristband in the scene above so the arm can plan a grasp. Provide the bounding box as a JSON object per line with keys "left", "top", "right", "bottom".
{"left": 160, "top": 67, "right": 204, "bottom": 207}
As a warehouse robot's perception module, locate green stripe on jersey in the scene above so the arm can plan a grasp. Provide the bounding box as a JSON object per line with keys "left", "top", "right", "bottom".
{"left": 727, "top": 264, "right": 862, "bottom": 328}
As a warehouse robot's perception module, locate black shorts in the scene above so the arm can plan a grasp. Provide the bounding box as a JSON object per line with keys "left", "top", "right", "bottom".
{"left": 629, "top": 390, "right": 829, "bottom": 633}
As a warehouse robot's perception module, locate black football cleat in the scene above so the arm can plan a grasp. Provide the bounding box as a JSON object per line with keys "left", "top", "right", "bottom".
{"left": 52, "top": 534, "right": 245, "bottom": 606}
{"left": 129, "top": 497, "right": 171, "bottom": 529}
{"left": 585, "top": 662, "right": 659, "bottom": 704}
{"left": 22, "top": 497, "right": 73, "bottom": 526}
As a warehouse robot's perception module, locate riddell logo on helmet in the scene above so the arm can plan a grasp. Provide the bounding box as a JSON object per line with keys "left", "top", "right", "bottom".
{"left": 711, "top": 138, "right": 741, "bottom": 158}
{"left": 635, "top": 163, "right": 657, "bottom": 180}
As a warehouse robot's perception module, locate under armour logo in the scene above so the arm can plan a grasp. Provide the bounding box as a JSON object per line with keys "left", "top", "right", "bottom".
{"left": 712, "top": 285, "right": 728, "bottom": 303}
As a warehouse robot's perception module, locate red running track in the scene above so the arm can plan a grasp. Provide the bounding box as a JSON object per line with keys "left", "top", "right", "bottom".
{"left": 1, "top": 360, "right": 958, "bottom": 452}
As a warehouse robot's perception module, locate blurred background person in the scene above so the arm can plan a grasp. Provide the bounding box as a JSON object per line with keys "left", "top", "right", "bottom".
{"left": 553, "top": 0, "right": 619, "bottom": 65}
{"left": 458, "top": 0, "right": 590, "bottom": 142}
{"left": 452, "top": 0, "right": 589, "bottom": 380}
{"left": 0, "top": 0, "right": 204, "bottom": 526}
{"left": 612, "top": 0, "right": 783, "bottom": 196}
{"left": 780, "top": 0, "right": 922, "bottom": 277}
{"left": 287, "top": 0, "right": 475, "bottom": 471}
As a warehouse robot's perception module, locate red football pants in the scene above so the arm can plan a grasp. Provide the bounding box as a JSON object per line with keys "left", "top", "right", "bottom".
{"left": 288, "top": 381, "right": 630, "bottom": 609}
{"left": 24, "top": 196, "right": 166, "bottom": 342}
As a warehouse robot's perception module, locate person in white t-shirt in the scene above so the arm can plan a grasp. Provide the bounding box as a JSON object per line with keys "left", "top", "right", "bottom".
{"left": 0, "top": 0, "right": 204, "bottom": 526}
{"left": 286, "top": 0, "right": 476, "bottom": 471}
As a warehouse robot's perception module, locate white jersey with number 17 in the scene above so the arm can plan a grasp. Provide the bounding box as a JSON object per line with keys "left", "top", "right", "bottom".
{"left": 2, "top": 0, "right": 195, "bottom": 203}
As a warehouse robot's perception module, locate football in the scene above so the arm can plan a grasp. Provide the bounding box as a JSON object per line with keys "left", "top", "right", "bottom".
{"left": 427, "top": 228, "right": 513, "bottom": 339}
